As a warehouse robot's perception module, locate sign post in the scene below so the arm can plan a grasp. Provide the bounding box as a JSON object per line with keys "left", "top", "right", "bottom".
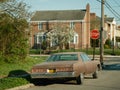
{"left": 90, "top": 29, "right": 100, "bottom": 60}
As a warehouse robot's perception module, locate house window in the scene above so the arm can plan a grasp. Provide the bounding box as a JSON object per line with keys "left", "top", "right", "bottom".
{"left": 70, "top": 22, "right": 74, "bottom": 29}
{"left": 70, "top": 33, "right": 78, "bottom": 44}
{"left": 38, "top": 36, "right": 43, "bottom": 44}
{"left": 35, "top": 32, "right": 46, "bottom": 44}
{"left": 74, "top": 36, "right": 78, "bottom": 44}
{"left": 35, "top": 35, "right": 43, "bottom": 44}
{"left": 38, "top": 22, "right": 43, "bottom": 30}
{"left": 34, "top": 35, "right": 37, "bottom": 44}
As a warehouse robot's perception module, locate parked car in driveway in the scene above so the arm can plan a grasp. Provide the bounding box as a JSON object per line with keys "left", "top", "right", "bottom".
{"left": 30, "top": 52, "right": 101, "bottom": 85}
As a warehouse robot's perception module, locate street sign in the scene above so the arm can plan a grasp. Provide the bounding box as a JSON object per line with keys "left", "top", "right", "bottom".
{"left": 90, "top": 29, "right": 100, "bottom": 39}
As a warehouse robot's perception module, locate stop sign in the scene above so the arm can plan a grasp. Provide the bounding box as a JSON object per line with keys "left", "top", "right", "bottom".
{"left": 90, "top": 29, "right": 100, "bottom": 39}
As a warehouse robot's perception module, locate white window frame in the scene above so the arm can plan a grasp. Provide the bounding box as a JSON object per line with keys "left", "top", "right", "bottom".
{"left": 38, "top": 22, "right": 43, "bottom": 30}
{"left": 70, "top": 22, "right": 74, "bottom": 29}
{"left": 36, "top": 32, "right": 44, "bottom": 44}
{"left": 74, "top": 33, "right": 78, "bottom": 44}
{"left": 70, "top": 32, "right": 78, "bottom": 44}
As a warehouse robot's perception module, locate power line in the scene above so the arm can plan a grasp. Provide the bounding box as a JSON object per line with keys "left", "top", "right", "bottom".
{"left": 106, "top": 0, "right": 120, "bottom": 16}
{"left": 96, "top": 0, "right": 120, "bottom": 21}
{"left": 105, "top": 1, "right": 120, "bottom": 20}
{"left": 96, "top": 0, "right": 101, "bottom": 3}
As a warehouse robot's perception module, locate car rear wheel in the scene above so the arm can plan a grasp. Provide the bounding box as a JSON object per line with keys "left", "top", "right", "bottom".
{"left": 92, "top": 68, "right": 98, "bottom": 79}
{"left": 76, "top": 73, "right": 84, "bottom": 85}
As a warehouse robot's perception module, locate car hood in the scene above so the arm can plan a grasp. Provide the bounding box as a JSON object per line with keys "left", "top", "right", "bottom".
{"left": 33, "top": 61, "right": 77, "bottom": 68}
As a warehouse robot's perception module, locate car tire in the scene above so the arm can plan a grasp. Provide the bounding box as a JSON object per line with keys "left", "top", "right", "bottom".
{"left": 92, "top": 69, "right": 98, "bottom": 79}
{"left": 76, "top": 73, "right": 84, "bottom": 85}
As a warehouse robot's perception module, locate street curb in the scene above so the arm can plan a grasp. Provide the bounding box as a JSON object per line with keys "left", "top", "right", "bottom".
{"left": 6, "top": 84, "right": 34, "bottom": 90}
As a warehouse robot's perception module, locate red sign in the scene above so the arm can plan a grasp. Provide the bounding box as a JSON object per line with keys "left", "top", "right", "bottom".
{"left": 90, "top": 29, "right": 100, "bottom": 39}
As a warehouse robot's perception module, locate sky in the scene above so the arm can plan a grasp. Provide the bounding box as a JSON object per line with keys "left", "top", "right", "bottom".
{"left": 23, "top": 0, "right": 120, "bottom": 24}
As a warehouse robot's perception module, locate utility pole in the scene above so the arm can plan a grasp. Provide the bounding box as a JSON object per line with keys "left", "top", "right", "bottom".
{"left": 100, "top": 0, "right": 104, "bottom": 66}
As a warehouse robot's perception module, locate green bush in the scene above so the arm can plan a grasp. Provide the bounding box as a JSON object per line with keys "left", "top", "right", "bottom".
{"left": 0, "top": 77, "right": 29, "bottom": 90}
{"left": 104, "top": 39, "right": 111, "bottom": 49}
{"left": 29, "top": 49, "right": 42, "bottom": 54}
{"left": 0, "top": 54, "right": 5, "bottom": 65}
{"left": 104, "top": 44, "right": 110, "bottom": 49}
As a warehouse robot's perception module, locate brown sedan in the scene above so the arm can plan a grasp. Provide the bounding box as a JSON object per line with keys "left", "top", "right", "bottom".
{"left": 30, "top": 52, "right": 101, "bottom": 85}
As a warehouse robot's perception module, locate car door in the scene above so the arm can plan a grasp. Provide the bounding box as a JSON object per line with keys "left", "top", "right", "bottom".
{"left": 80, "top": 53, "right": 95, "bottom": 74}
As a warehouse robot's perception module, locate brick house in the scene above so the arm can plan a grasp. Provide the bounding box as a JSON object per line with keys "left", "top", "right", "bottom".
{"left": 30, "top": 4, "right": 91, "bottom": 49}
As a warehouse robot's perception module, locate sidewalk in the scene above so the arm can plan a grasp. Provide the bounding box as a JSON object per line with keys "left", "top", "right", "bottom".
{"left": 89, "top": 55, "right": 120, "bottom": 61}
{"left": 89, "top": 55, "right": 120, "bottom": 58}
{"left": 30, "top": 54, "right": 120, "bottom": 57}
{"left": 30, "top": 54, "right": 50, "bottom": 57}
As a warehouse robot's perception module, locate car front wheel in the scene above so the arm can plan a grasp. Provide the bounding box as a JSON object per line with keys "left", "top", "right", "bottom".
{"left": 76, "top": 73, "right": 84, "bottom": 85}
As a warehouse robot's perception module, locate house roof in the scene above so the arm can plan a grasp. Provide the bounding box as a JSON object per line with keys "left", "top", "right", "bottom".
{"left": 95, "top": 16, "right": 114, "bottom": 23}
{"left": 105, "top": 17, "right": 114, "bottom": 22}
{"left": 31, "top": 9, "right": 86, "bottom": 21}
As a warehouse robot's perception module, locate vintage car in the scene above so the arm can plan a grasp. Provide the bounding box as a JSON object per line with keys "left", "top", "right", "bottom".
{"left": 30, "top": 52, "right": 101, "bottom": 85}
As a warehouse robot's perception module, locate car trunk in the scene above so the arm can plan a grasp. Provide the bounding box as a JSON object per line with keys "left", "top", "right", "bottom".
{"left": 34, "top": 61, "right": 77, "bottom": 68}
{"left": 31, "top": 61, "right": 77, "bottom": 73}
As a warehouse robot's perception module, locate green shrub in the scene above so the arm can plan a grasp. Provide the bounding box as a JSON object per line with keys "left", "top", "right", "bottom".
{"left": 0, "top": 77, "right": 29, "bottom": 90}
{"left": 105, "top": 39, "right": 111, "bottom": 45}
{"left": 0, "top": 54, "right": 5, "bottom": 65}
{"left": 29, "top": 49, "right": 42, "bottom": 54}
{"left": 104, "top": 44, "right": 110, "bottom": 49}
{"left": 104, "top": 39, "right": 111, "bottom": 49}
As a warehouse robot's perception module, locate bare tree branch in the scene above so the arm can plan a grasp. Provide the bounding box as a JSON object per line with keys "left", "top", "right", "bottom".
{"left": 0, "top": 0, "right": 31, "bottom": 20}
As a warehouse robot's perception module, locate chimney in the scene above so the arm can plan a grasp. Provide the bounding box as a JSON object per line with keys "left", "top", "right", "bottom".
{"left": 86, "top": 3, "right": 90, "bottom": 13}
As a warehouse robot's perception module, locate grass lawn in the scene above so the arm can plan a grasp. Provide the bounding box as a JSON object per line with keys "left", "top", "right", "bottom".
{"left": 0, "top": 56, "right": 48, "bottom": 90}
{"left": 0, "top": 56, "right": 48, "bottom": 77}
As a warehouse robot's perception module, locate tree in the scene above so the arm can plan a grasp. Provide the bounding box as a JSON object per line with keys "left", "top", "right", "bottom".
{"left": 0, "top": 0, "right": 7, "bottom": 2}
{"left": 90, "top": 17, "right": 100, "bottom": 30}
{"left": 0, "top": 0, "right": 31, "bottom": 19}
{"left": 46, "top": 23, "right": 75, "bottom": 50}
{"left": 0, "top": 0, "right": 31, "bottom": 63}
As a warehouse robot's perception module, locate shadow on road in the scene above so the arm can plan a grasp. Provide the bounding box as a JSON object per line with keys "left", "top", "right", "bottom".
{"left": 103, "top": 63, "right": 120, "bottom": 71}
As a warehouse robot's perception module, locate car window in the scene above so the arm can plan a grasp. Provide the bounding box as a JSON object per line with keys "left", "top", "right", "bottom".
{"left": 46, "top": 55, "right": 59, "bottom": 62}
{"left": 47, "top": 54, "right": 78, "bottom": 62}
{"left": 60, "top": 54, "right": 78, "bottom": 61}
{"left": 80, "top": 53, "right": 91, "bottom": 62}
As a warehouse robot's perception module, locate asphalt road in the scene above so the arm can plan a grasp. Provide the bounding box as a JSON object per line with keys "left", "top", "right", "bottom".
{"left": 25, "top": 56, "right": 120, "bottom": 90}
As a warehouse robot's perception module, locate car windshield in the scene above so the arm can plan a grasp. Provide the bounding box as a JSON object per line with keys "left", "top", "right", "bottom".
{"left": 80, "top": 53, "right": 91, "bottom": 62}
{"left": 47, "top": 54, "right": 78, "bottom": 62}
